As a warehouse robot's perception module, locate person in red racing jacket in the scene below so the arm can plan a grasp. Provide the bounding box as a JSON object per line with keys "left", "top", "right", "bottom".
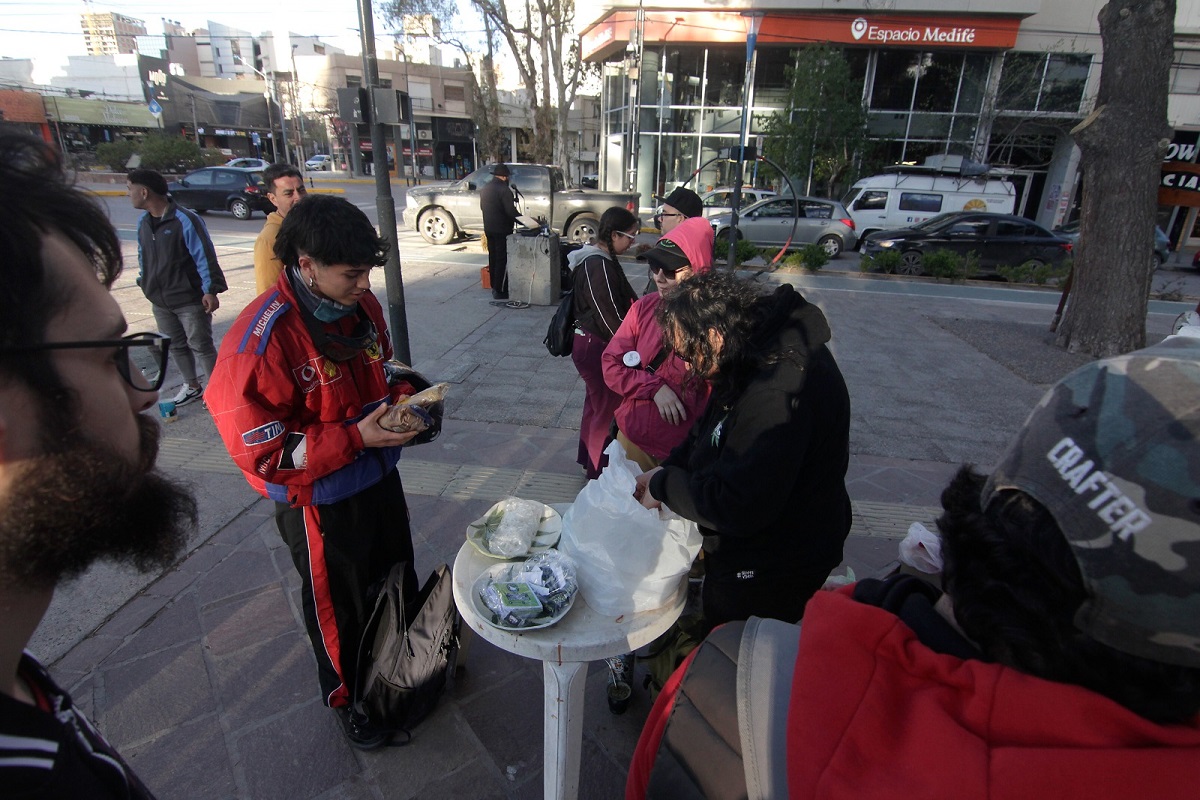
{"left": 207, "top": 195, "right": 421, "bottom": 750}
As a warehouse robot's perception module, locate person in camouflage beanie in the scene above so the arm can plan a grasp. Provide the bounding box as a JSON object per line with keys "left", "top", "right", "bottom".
{"left": 627, "top": 337, "right": 1200, "bottom": 800}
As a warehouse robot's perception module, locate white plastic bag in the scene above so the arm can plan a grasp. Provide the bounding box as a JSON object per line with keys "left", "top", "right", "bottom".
{"left": 898, "top": 522, "right": 943, "bottom": 574}
{"left": 559, "top": 441, "right": 702, "bottom": 617}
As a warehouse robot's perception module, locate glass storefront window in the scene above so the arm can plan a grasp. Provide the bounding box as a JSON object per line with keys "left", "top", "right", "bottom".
{"left": 871, "top": 51, "right": 919, "bottom": 110}
{"left": 998, "top": 52, "right": 1043, "bottom": 111}
{"left": 957, "top": 54, "right": 991, "bottom": 114}
{"left": 704, "top": 47, "right": 745, "bottom": 107}
{"left": 1041, "top": 54, "right": 1091, "bottom": 113}
{"left": 914, "top": 53, "right": 963, "bottom": 112}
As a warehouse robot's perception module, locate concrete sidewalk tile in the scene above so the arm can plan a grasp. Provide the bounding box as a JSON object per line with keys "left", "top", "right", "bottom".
{"left": 398, "top": 758, "right": 522, "bottom": 800}
{"left": 234, "top": 700, "right": 358, "bottom": 800}
{"left": 578, "top": 737, "right": 632, "bottom": 800}
{"left": 209, "top": 632, "right": 314, "bottom": 733}
{"left": 53, "top": 633, "right": 125, "bottom": 684}
{"left": 125, "top": 715, "right": 237, "bottom": 800}
{"left": 366, "top": 707, "right": 481, "bottom": 797}
{"left": 201, "top": 584, "right": 297, "bottom": 658}
{"left": 443, "top": 465, "right": 525, "bottom": 501}
{"left": 451, "top": 637, "right": 543, "bottom": 702}
{"left": 98, "top": 643, "right": 217, "bottom": 747}
{"left": 108, "top": 594, "right": 202, "bottom": 662}
{"left": 192, "top": 539, "right": 281, "bottom": 607}
{"left": 457, "top": 669, "right": 546, "bottom": 771}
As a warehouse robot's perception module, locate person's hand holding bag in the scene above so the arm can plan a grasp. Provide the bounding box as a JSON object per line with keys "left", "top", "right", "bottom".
{"left": 634, "top": 466, "right": 663, "bottom": 509}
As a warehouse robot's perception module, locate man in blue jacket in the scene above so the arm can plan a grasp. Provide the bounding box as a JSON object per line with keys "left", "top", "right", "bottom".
{"left": 128, "top": 169, "right": 227, "bottom": 407}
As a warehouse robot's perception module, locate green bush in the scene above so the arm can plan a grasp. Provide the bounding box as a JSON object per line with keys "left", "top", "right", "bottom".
{"left": 996, "top": 259, "right": 1070, "bottom": 286}
{"left": 714, "top": 236, "right": 762, "bottom": 264}
{"left": 923, "top": 248, "right": 978, "bottom": 282}
{"left": 200, "top": 147, "right": 228, "bottom": 166}
{"left": 137, "top": 134, "right": 204, "bottom": 172}
{"left": 95, "top": 139, "right": 137, "bottom": 171}
{"left": 797, "top": 242, "right": 830, "bottom": 272}
{"left": 863, "top": 249, "right": 903, "bottom": 274}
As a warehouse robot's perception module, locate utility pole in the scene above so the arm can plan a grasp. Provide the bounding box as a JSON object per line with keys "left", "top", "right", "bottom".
{"left": 290, "top": 43, "right": 307, "bottom": 166}
{"left": 358, "top": 0, "right": 411, "bottom": 363}
{"left": 728, "top": 11, "right": 764, "bottom": 270}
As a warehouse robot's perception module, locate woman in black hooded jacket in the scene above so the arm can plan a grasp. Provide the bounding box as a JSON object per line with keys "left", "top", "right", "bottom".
{"left": 635, "top": 271, "right": 852, "bottom": 629}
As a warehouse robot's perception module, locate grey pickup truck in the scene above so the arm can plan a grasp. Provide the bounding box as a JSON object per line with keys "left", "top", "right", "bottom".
{"left": 402, "top": 163, "right": 639, "bottom": 245}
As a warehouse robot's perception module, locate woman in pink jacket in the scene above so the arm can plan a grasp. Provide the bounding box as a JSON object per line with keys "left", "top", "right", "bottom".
{"left": 602, "top": 217, "right": 714, "bottom": 471}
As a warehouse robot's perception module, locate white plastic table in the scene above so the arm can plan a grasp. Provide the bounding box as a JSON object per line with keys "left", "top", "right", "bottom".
{"left": 452, "top": 541, "right": 686, "bottom": 800}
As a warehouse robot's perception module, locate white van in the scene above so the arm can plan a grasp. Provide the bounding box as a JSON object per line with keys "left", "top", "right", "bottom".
{"left": 841, "top": 164, "right": 1016, "bottom": 241}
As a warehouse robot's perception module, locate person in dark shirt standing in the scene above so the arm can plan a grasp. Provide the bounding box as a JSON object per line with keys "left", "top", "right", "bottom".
{"left": 128, "top": 168, "right": 227, "bottom": 407}
{"left": 0, "top": 133, "right": 198, "bottom": 798}
{"left": 479, "top": 163, "right": 520, "bottom": 300}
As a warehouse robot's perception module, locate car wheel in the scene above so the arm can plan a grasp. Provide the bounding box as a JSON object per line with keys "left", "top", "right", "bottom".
{"left": 897, "top": 250, "right": 924, "bottom": 275}
{"left": 230, "top": 198, "right": 252, "bottom": 220}
{"left": 818, "top": 234, "right": 842, "bottom": 259}
{"left": 1152, "top": 253, "right": 1163, "bottom": 270}
{"left": 418, "top": 208, "right": 457, "bottom": 245}
{"left": 566, "top": 215, "right": 600, "bottom": 244}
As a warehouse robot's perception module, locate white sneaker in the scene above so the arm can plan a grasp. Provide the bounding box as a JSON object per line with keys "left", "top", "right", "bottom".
{"left": 172, "top": 385, "right": 203, "bottom": 406}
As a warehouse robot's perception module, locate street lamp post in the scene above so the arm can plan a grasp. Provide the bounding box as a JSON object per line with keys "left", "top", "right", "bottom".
{"left": 728, "top": 11, "right": 765, "bottom": 270}
{"left": 237, "top": 55, "right": 290, "bottom": 164}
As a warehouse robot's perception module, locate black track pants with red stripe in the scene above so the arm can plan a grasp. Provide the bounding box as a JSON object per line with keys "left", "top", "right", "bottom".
{"left": 275, "top": 468, "right": 417, "bottom": 708}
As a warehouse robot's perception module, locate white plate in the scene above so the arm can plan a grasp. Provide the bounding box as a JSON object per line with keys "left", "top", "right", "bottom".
{"left": 471, "top": 563, "right": 575, "bottom": 631}
{"left": 466, "top": 499, "right": 563, "bottom": 560}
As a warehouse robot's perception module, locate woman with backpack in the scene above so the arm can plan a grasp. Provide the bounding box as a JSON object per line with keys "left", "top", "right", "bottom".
{"left": 567, "top": 206, "right": 640, "bottom": 479}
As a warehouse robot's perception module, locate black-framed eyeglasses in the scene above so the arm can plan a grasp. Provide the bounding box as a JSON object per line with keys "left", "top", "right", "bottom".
{"left": 0, "top": 332, "right": 171, "bottom": 392}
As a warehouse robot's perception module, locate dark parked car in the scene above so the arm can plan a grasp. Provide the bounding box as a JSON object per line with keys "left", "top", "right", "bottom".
{"left": 168, "top": 167, "right": 275, "bottom": 220}
{"left": 861, "top": 212, "right": 1072, "bottom": 275}
{"left": 1053, "top": 219, "right": 1170, "bottom": 269}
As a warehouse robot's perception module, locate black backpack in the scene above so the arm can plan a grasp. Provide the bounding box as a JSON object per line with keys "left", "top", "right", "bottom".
{"left": 543, "top": 289, "right": 575, "bottom": 357}
{"left": 353, "top": 563, "right": 461, "bottom": 744}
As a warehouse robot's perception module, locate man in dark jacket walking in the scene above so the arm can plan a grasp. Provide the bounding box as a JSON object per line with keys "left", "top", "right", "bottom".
{"left": 128, "top": 169, "right": 226, "bottom": 407}
{"left": 479, "top": 163, "right": 520, "bottom": 300}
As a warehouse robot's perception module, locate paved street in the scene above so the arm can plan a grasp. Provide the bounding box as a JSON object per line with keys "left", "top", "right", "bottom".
{"left": 29, "top": 177, "right": 1197, "bottom": 799}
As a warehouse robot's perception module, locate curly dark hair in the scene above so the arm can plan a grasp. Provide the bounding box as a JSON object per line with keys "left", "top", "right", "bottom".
{"left": 937, "top": 465, "right": 1200, "bottom": 724}
{"left": 0, "top": 134, "right": 123, "bottom": 406}
{"left": 654, "top": 270, "right": 780, "bottom": 398}
{"left": 273, "top": 194, "right": 388, "bottom": 268}
{"left": 595, "top": 206, "right": 638, "bottom": 250}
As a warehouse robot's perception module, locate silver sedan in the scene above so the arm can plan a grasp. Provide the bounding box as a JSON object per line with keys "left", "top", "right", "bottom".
{"left": 710, "top": 196, "right": 858, "bottom": 257}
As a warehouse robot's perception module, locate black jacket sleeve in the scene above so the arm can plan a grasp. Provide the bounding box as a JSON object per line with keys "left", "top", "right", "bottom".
{"left": 572, "top": 253, "right": 637, "bottom": 340}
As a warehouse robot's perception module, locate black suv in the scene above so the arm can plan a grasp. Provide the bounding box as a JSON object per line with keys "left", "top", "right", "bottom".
{"left": 168, "top": 167, "right": 275, "bottom": 220}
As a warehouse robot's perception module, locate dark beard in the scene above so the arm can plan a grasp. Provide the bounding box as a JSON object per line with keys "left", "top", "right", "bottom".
{"left": 0, "top": 414, "right": 199, "bottom": 591}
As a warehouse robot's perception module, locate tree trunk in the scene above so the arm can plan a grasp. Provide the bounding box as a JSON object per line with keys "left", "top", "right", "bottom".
{"left": 1057, "top": 0, "right": 1174, "bottom": 357}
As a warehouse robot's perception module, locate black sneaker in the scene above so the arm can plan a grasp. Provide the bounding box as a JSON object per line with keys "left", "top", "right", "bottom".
{"left": 336, "top": 707, "right": 391, "bottom": 750}
{"left": 172, "top": 385, "right": 203, "bottom": 406}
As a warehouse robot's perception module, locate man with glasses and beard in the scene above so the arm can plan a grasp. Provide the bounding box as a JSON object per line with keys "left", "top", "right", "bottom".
{"left": 206, "top": 195, "right": 423, "bottom": 750}
{"left": 0, "top": 134, "right": 199, "bottom": 797}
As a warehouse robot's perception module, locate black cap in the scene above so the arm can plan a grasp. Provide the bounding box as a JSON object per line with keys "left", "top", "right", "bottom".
{"left": 658, "top": 186, "right": 702, "bottom": 219}
{"left": 640, "top": 238, "right": 691, "bottom": 272}
{"left": 491, "top": 163, "right": 510, "bottom": 177}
